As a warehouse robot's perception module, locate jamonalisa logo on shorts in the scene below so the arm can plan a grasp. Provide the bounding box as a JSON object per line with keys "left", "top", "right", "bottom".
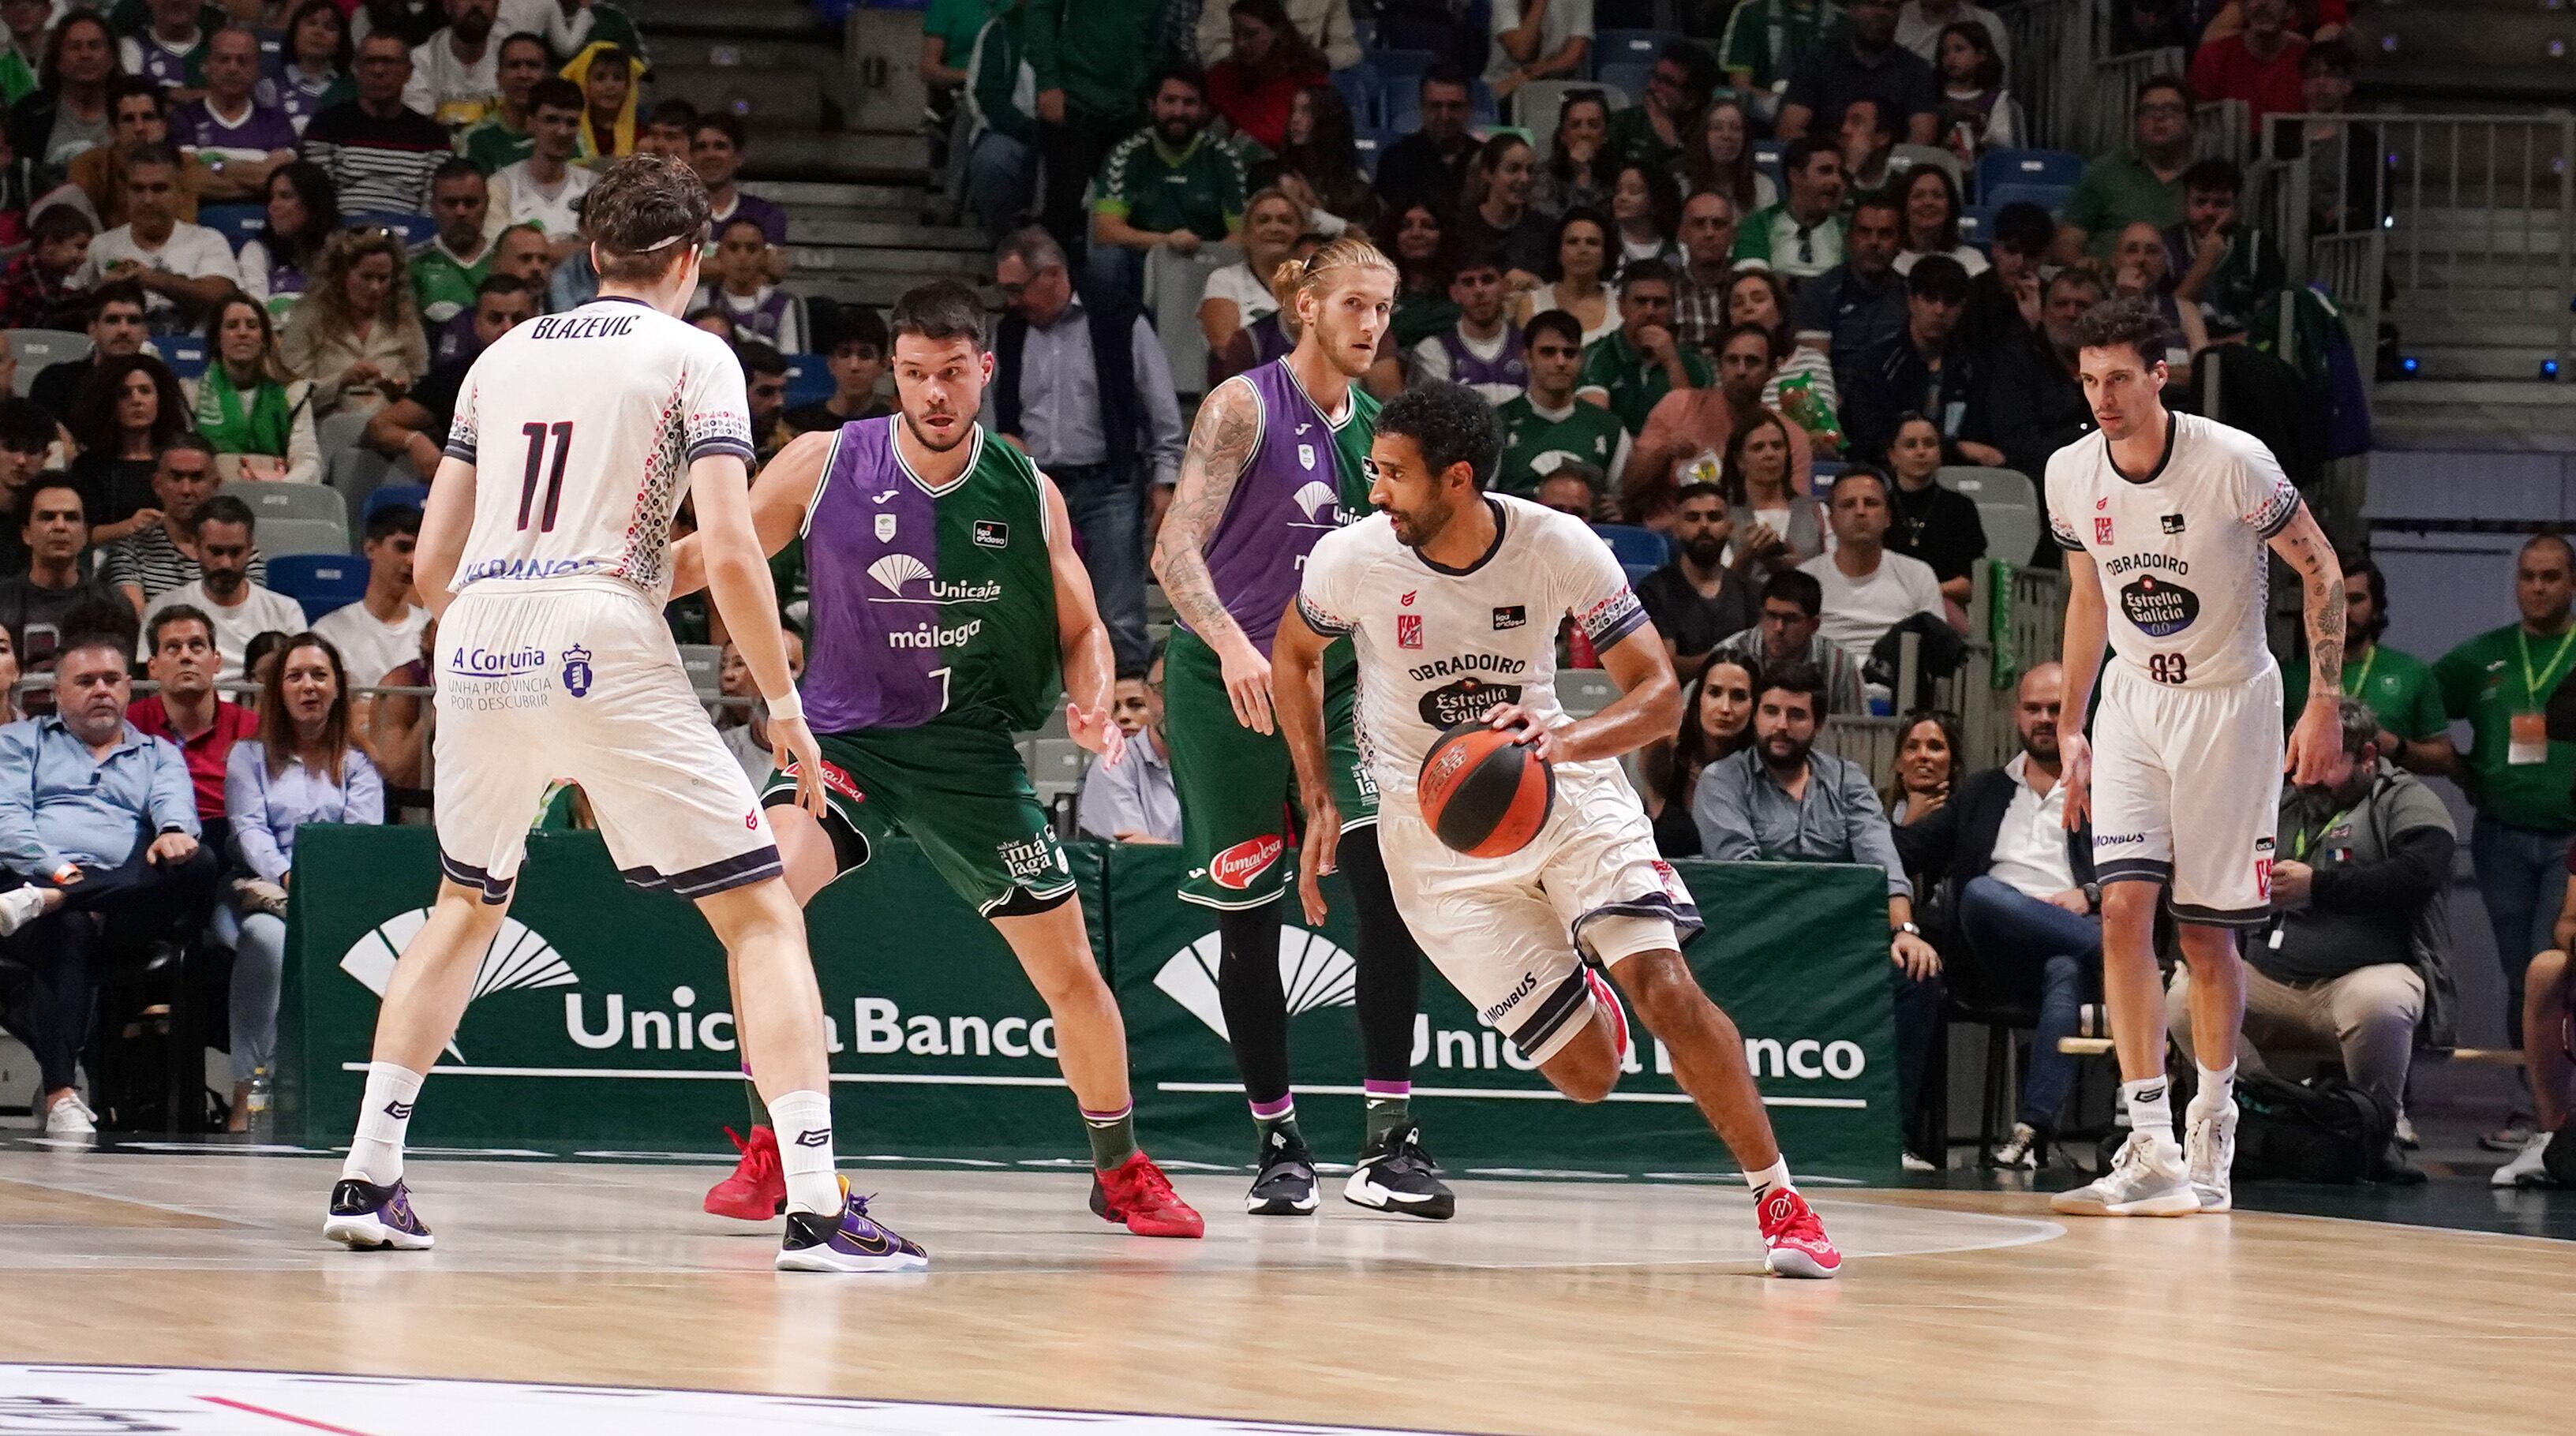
{"left": 1205, "top": 835, "right": 1284, "bottom": 889}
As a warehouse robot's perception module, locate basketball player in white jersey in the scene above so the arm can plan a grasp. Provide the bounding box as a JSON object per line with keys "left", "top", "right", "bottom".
{"left": 1272, "top": 383, "right": 1843, "bottom": 1277}
{"left": 2046, "top": 297, "right": 2347, "bottom": 1217}
{"left": 321, "top": 155, "right": 928, "bottom": 1273}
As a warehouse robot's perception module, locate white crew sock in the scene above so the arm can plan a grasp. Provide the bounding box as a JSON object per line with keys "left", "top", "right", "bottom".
{"left": 1745, "top": 1158, "right": 1793, "bottom": 1201}
{"left": 343, "top": 1061, "right": 423, "bottom": 1185}
{"left": 2123, "top": 1077, "right": 2174, "bottom": 1144}
{"left": 2191, "top": 1061, "right": 2238, "bottom": 1119}
{"left": 766, "top": 1090, "right": 841, "bottom": 1216}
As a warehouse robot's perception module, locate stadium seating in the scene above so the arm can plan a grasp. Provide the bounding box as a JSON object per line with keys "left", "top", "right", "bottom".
{"left": 1591, "top": 28, "right": 1677, "bottom": 76}
{"left": 363, "top": 482, "right": 430, "bottom": 526}
{"left": 1026, "top": 737, "right": 1088, "bottom": 805}
{"left": 227, "top": 481, "right": 347, "bottom": 532}
{"left": 347, "top": 211, "right": 435, "bottom": 245}
{"left": 677, "top": 643, "right": 721, "bottom": 696}
{"left": 197, "top": 204, "right": 268, "bottom": 249}
{"left": 1889, "top": 144, "right": 1964, "bottom": 192}
{"left": 264, "top": 552, "right": 370, "bottom": 623}
{"left": 1331, "top": 65, "right": 1384, "bottom": 129}
{"left": 1983, "top": 182, "right": 2074, "bottom": 217}
{"left": 256, "top": 517, "right": 356, "bottom": 559}
{"left": 1936, "top": 466, "right": 2042, "bottom": 567}
{"left": 1597, "top": 62, "right": 1654, "bottom": 105}
{"left": 782, "top": 355, "right": 834, "bottom": 408}
{"left": 1591, "top": 522, "right": 1671, "bottom": 570}
{"left": 1975, "top": 148, "right": 2084, "bottom": 201}
{"left": 6, "top": 329, "right": 88, "bottom": 395}
{"left": 159, "top": 336, "right": 209, "bottom": 379}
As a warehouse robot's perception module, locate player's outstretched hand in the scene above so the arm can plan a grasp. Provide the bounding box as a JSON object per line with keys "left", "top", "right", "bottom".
{"left": 771, "top": 715, "right": 831, "bottom": 822}
{"left": 1219, "top": 638, "right": 1276, "bottom": 735}
{"left": 1485, "top": 702, "right": 1560, "bottom": 762}
{"left": 1297, "top": 796, "right": 1341, "bottom": 926}
{"left": 1067, "top": 700, "right": 1125, "bottom": 768}
{"left": 2285, "top": 694, "right": 2339, "bottom": 787}
{"left": 2059, "top": 731, "right": 2092, "bottom": 831}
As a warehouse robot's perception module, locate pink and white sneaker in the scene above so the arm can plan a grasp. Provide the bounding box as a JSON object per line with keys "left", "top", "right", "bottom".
{"left": 1584, "top": 966, "right": 1631, "bottom": 1068}
{"left": 1755, "top": 1186, "right": 1843, "bottom": 1279}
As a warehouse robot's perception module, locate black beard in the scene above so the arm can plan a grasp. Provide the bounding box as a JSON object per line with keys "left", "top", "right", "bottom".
{"left": 1683, "top": 535, "right": 1726, "bottom": 567}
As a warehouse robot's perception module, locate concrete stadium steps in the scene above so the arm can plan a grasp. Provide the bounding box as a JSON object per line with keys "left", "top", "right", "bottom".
{"left": 653, "top": 64, "right": 829, "bottom": 130}
{"left": 742, "top": 178, "right": 990, "bottom": 308}
{"left": 624, "top": 0, "right": 834, "bottom": 43}
{"left": 2370, "top": 380, "right": 2576, "bottom": 450}
{"left": 738, "top": 131, "right": 932, "bottom": 183}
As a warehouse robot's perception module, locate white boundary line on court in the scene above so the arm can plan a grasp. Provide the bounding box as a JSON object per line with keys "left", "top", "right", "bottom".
{"left": 1153, "top": 1080, "right": 1867, "bottom": 1109}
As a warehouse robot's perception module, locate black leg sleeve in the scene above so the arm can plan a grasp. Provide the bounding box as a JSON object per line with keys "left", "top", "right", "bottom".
{"left": 1333, "top": 825, "right": 1424, "bottom": 1087}
{"left": 1215, "top": 899, "right": 1292, "bottom": 1106}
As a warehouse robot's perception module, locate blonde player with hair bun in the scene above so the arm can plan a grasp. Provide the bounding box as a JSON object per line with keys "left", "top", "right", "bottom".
{"left": 1149, "top": 233, "right": 1457, "bottom": 1220}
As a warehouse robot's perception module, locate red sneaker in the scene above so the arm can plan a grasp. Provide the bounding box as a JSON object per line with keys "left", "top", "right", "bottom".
{"left": 704, "top": 1125, "right": 786, "bottom": 1221}
{"left": 1755, "top": 1187, "right": 1842, "bottom": 1279}
{"left": 1088, "top": 1151, "right": 1205, "bottom": 1238}
{"left": 1585, "top": 967, "right": 1630, "bottom": 1068}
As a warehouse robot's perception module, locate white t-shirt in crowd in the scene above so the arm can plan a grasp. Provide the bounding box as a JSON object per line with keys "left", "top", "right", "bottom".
{"left": 1488, "top": 0, "right": 1597, "bottom": 83}
{"left": 489, "top": 159, "right": 596, "bottom": 241}
{"left": 313, "top": 599, "right": 431, "bottom": 690}
{"left": 76, "top": 223, "right": 243, "bottom": 317}
{"left": 1799, "top": 547, "right": 1945, "bottom": 654}
{"left": 1200, "top": 263, "right": 1277, "bottom": 324}
{"left": 141, "top": 581, "right": 311, "bottom": 683}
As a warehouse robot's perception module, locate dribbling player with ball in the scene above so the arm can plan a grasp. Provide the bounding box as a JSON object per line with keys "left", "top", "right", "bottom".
{"left": 2047, "top": 297, "right": 2346, "bottom": 1217}
{"left": 321, "top": 156, "right": 916, "bottom": 1270}
{"left": 1272, "top": 382, "right": 1843, "bottom": 1277}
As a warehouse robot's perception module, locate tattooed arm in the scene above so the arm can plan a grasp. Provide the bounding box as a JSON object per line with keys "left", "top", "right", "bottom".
{"left": 2269, "top": 500, "right": 2347, "bottom": 786}
{"left": 1150, "top": 376, "right": 1275, "bottom": 732}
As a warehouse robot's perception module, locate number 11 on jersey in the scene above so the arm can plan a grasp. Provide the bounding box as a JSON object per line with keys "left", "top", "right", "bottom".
{"left": 518, "top": 421, "right": 575, "bottom": 532}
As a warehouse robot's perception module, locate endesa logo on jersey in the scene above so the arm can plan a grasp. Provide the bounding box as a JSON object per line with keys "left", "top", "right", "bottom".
{"left": 1208, "top": 835, "right": 1285, "bottom": 889}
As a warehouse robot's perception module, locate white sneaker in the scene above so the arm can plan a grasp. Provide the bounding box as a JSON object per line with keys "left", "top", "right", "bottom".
{"left": 0, "top": 884, "right": 47, "bottom": 937}
{"left": 2491, "top": 1130, "right": 2555, "bottom": 1187}
{"left": 43, "top": 1093, "right": 96, "bottom": 1136}
{"left": 1990, "top": 1123, "right": 2040, "bottom": 1171}
{"left": 2185, "top": 1104, "right": 2236, "bottom": 1213}
{"left": 2050, "top": 1131, "right": 2200, "bottom": 1217}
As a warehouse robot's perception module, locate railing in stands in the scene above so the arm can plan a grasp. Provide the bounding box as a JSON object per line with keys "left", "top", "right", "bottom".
{"left": 2084, "top": 46, "right": 2185, "bottom": 159}
{"left": 1994, "top": 0, "right": 2090, "bottom": 155}
{"left": 2257, "top": 111, "right": 2576, "bottom": 374}
{"left": 1817, "top": 562, "right": 2068, "bottom": 791}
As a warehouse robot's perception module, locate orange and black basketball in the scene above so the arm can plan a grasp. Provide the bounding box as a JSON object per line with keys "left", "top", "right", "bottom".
{"left": 1417, "top": 722, "right": 1554, "bottom": 858}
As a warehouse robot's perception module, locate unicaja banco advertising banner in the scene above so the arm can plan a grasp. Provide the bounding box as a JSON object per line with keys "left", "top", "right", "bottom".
{"left": 283, "top": 830, "right": 1896, "bottom": 1176}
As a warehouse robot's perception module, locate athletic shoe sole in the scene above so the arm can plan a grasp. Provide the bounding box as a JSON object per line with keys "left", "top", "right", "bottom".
{"left": 1763, "top": 1247, "right": 1840, "bottom": 1279}
{"left": 321, "top": 1214, "right": 434, "bottom": 1251}
{"left": 1342, "top": 1169, "right": 1456, "bottom": 1221}
{"left": 1245, "top": 1190, "right": 1320, "bottom": 1216}
{"left": 702, "top": 1191, "right": 788, "bottom": 1221}
{"left": 774, "top": 1246, "right": 929, "bottom": 1273}
{"left": 2191, "top": 1189, "right": 2233, "bottom": 1213}
{"left": 2049, "top": 1187, "right": 2201, "bottom": 1217}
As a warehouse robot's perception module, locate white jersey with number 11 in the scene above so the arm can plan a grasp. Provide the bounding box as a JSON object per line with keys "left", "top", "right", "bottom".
{"left": 444, "top": 296, "right": 757, "bottom": 604}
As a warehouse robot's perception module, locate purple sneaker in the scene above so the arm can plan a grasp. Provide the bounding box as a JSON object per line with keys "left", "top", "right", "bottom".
{"left": 323, "top": 1178, "right": 435, "bottom": 1251}
{"left": 775, "top": 1181, "right": 929, "bottom": 1273}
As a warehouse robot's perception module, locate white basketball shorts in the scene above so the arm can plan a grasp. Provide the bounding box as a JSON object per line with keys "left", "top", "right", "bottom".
{"left": 1377, "top": 758, "right": 1701, "bottom": 1065}
{"left": 432, "top": 580, "right": 780, "bottom": 904}
{"left": 2088, "top": 657, "right": 2284, "bottom": 927}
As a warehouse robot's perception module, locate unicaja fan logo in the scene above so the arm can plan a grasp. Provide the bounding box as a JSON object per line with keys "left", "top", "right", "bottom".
{"left": 340, "top": 910, "right": 575, "bottom": 1060}
{"left": 1155, "top": 927, "right": 1355, "bottom": 1040}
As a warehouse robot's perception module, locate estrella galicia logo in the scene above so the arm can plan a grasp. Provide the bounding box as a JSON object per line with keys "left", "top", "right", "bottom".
{"left": 1417, "top": 675, "right": 1522, "bottom": 727}
{"left": 2118, "top": 574, "right": 2200, "bottom": 636}
{"left": 972, "top": 519, "right": 1009, "bottom": 548}
{"left": 560, "top": 644, "right": 594, "bottom": 697}
{"left": 1492, "top": 604, "right": 1526, "bottom": 630}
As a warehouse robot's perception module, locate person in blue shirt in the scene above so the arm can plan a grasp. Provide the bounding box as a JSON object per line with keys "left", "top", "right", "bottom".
{"left": 222, "top": 631, "right": 383, "bottom": 1129}
{"left": 0, "top": 631, "right": 217, "bottom": 1135}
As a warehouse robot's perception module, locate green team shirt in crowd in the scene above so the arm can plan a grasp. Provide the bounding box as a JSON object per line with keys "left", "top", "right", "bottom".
{"left": 458, "top": 114, "right": 535, "bottom": 174}
{"left": 409, "top": 239, "right": 492, "bottom": 326}
{"left": 1092, "top": 130, "right": 1245, "bottom": 242}
{"left": 1720, "top": 0, "right": 1841, "bottom": 90}
{"left": 1576, "top": 330, "right": 1713, "bottom": 435}
{"left": 2434, "top": 622, "right": 2576, "bottom": 834}
{"left": 1025, "top": 0, "right": 1162, "bottom": 123}
{"left": 2061, "top": 153, "right": 2185, "bottom": 258}
{"left": 2283, "top": 642, "right": 2444, "bottom": 743}
{"left": 1494, "top": 394, "right": 1629, "bottom": 499}
{"left": 0, "top": 46, "right": 35, "bottom": 107}
{"left": 922, "top": 0, "right": 1001, "bottom": 69}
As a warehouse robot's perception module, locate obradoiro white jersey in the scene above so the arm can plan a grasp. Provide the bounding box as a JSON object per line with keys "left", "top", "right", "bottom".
{"left": 2046, "top": 412, "right": 2300, "bottom": 690}
{"left": 1298, "top": 493, "right": 1650, "bottom": 803}
{"left": 445, "top": 297, "right": 756, "bottom": 604}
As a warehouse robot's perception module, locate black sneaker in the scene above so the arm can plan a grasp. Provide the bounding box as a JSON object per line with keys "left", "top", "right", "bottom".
{"left": 321, "top": 1178, "right": 434, "bottom": 1251}
{"left": 1343, "top": 1123, "right": 1455, "bottom": 1221}
{"left": 1245, "top": 1128, "right": 1319, "bottom": 1216}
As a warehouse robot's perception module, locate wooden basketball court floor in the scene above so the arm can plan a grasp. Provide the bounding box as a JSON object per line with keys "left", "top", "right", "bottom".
{"left": 0, "top": 1146, "right": 2567, "bottom": 1434}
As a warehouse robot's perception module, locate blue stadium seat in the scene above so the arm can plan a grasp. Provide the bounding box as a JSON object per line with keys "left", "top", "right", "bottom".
{"left": 1960, "top": 206, "right": 1993, "bottom": 249}
{"left": 783, "top": 356, "right": 833, "bottom": 409}
{"left": 1976, "top": 148, "right": 2084, "bottom": 200}
{"left": 159, "top": 337, "right": 208, "bottom": 378}
{"left": 364, "top": 482, "right": 430, "bottom": 527}
{"left": 266, "top": 552, "right": 369, "bottom": 622}
{"left": 1592, "top": 28, "right": 1678, "bottom": 76}
{"left": 198, "top": 203, "right": 267, "bottom": 250}
{"left": 1591, "top": 523, "right": 1670, "bottom": 570}
{"left": 1368, "top": 47, "right": 1437, "bottom": 100}
{"left": 1351, "top": 129, "right": 1387, "bottom": 176}
{"left": 1983, "top": 182, "right": 2075, "bottom": 217}
{"left": 350, "top": 210, "right": 434, "bottom": 245}
{"left": 1597, "top": 62, "right": 1653, "bottom": 104}
{"left": 1331, "top": 65, "right": 1383, "bottom": 129}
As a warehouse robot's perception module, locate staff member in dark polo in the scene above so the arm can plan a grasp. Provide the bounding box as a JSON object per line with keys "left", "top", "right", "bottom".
{"left": 979, "top": 226, "right": 1185, "bottom": 675}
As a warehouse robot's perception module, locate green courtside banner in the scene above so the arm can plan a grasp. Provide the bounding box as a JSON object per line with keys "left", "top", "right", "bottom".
{"left": 283, "top": 828, "right": 1897, "bottom": 1177}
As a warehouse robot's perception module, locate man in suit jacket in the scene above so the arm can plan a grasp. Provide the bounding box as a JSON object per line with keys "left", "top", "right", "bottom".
{"left": 1894, "top": 660, "right": 2099, "bottom": 1168}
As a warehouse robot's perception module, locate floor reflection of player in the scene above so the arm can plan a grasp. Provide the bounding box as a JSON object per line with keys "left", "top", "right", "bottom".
{"left": 1271, "top": 382, "right": 1843, "bottom": 1277}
